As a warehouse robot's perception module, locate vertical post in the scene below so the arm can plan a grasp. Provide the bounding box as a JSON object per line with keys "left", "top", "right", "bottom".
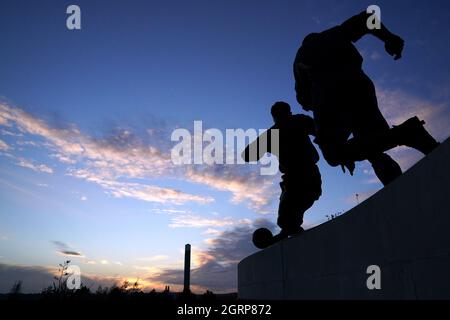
{"left": 183, "top": 243, "right": 191, "bottom": 293}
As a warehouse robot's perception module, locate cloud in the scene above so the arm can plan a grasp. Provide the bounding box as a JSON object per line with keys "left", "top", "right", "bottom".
{"left": 0, "top": 264, "right": 58, "bottom": 293}
{"left": 68, "top": 168, "right": 214, "bottom": 205}
{"left": 377, "top": 87, "right": 449, "bottom": 141}
{"left": 168, "top": 215, "right": 245, "bottom": 229}
{"left": 386, "top": 146, "right": 423, "bottom": 171}
{"left": 59, "top": 250, "right": 83, "bottom": 257}
{"left": 147, "top": 218, "right": 276, "bottom": 293}
{"left": 0, "top": 263, "right": 123, "bottom": 293}
{"left": 111, "top": 183, "right": 213, "bottom": 205}
{"left": 37, "top": 183, "right": 51, "bottom": 188}
{"left": 80, "top": 196, "right": 87, "bottom": 201}
{"left": 0, "top": 102, "right": 280, "bottom": 211}
{"left": 0, "top": 103, "right": 216, "bottom": 206}
{"left": 51, "top": 241, "right": 83, "bottom": 257}
{"left": 355, "top": 87, "right": 450, "bottom": 175}
{"left": 3, "top": 152, "right": 54, "bottom": 174}
{"left": 4, "top": 220, "right": 278, "bottom": 293}
{"left": 52, "top": 153, "right": 76, "bottom": 164}
{"left": 203, "top": 228, "right": 221, "bottom": 236}
{"left": 0, "top": 138, "right": 9, "bottom": 151}
{"left": 15, "top": 158, "right": 53, "bottom": 174}
{"left": 16, "top": 140, "right": 39, "bottom": 147}
{"left": 186, "top": 166, "right": 278, "bottom": 213}
{"left": 0, "top": 129, "right": 23, "bottom": 137}
{"left": 0, "top": 102, "right": 170, "bottom": 179}
{"left": 150, "top": 208, "right": 189, "bottom": 215}
{"left": 137, "top": 255, "right": 169, "bottom": 262}
{"left": 370, "top": 50, "right": 382, "bottom": 61}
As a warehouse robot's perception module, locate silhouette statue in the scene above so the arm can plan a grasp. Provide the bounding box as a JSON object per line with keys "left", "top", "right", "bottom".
{"left": 242, "top": 102, "right": 322, "bottom": 249}
{"left": 293, "top": 11, "right": 440, "bottom": 185}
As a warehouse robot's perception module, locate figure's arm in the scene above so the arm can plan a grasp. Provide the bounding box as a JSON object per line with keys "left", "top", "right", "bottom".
{"left": 241, "top": 127, "right": 274, "bottom": 162}
{"left": 340, "top": 11, "right": 404, "bottom": 60}
{"left": 293, "top": 114, "right": 317, "bottom": 137}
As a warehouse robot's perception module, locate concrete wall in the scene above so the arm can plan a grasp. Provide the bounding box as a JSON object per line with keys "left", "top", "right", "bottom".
{"left": 238, "top": 138, "right": 450, "bottom": 300}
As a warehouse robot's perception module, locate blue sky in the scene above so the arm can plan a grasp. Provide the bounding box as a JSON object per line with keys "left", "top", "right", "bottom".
{"left": 0, "top": 0, "right": 449, "bottom": 293}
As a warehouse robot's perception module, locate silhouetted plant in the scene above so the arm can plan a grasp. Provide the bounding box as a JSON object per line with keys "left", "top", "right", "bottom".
{"left": 128, "top": 279, "right": 143, "bottom": 295}
{"left": 108, "top": 280, "right": 143, "bottom": 298}
{"left": 9, "top": 280, "right": 22, "bottom": 295}
{"left": 202, "top": 290, "right": 216, "bottom": 302}
{"left": 7, "top": 280, "right": 23, "bottom": 300}
{"left": 326, "top": 212, "right": 342, "bottom": 221}
{"left": 96, "top": 285, "right": 108, "bottom": 295}
{"left": 41, "top": 260, "right": 83, "bottom": 298}
{"left": 54, "top": 260, "right": 71, "bottom": 293}
{"left": 72, "top": 284, "right": 91, "bottom": 297}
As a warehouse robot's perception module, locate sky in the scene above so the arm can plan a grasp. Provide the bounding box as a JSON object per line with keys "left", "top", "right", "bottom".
{"left": 0, "top": 0, "right": 449, "bottom": 293}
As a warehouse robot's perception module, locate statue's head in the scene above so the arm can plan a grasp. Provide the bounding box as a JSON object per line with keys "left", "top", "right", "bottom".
{"left": 271, "top": 101, "right": 292, "bottom": 125}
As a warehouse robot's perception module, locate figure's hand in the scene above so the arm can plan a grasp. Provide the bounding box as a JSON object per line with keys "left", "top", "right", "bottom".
{"left": 385, "top": 34, "right": 404, "bottom": 60}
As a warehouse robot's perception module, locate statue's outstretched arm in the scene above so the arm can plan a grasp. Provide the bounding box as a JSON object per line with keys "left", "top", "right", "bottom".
{"left": 340, "top": 11, "right": 404, "bottom": 60}
{"left": 241, "top": 127, "right": 274, "bottom": 162}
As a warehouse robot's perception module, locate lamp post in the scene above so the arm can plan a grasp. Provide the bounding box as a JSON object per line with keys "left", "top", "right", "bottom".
{"left": 183, "top": 243, "right": 191, "bottom": 294}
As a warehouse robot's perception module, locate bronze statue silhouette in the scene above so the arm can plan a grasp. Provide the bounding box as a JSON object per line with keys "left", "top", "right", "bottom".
{"left": 293, "top": 11, "right": 440, "bottom": 185}
{"left": 242, "top": 102, "right": 322, "bottom": 248}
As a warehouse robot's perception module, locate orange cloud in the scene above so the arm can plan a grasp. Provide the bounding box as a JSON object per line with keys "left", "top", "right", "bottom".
{"left": 1, "top": 102, "right": 279, "bottom": 211}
